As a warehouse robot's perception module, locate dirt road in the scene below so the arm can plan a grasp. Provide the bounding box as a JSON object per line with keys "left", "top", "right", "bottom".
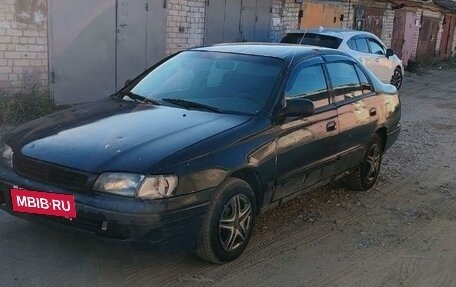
{"left": 1, "top": 68, "right": 455, "bottom": 287}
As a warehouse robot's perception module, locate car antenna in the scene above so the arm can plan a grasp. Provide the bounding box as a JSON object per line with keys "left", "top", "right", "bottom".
{"left": 299, "top": 28, "right": 307, "bottom": 44}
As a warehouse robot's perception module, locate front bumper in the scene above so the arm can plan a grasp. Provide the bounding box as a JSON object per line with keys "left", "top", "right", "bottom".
{"left": 0, "top": 166, "right": 213, "bottom": 242}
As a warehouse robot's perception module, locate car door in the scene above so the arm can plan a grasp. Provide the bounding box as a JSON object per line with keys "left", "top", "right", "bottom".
{"left": 323, "top": 57, "right": 380, "bottom": 174}
{"left": 349, "top": 37, "right": 371, "bottom": 66}
{"left": 273, "top": 58, "right": 340, "bottom": 201}
{"left": 348, "top": 37, "right": 385, "bottom": 83}
{"left": 367, "top": 38, "right": 394, "bottom": 82}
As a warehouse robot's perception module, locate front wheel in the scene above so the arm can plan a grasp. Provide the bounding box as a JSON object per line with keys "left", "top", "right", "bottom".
{"left": 390, "top": 67, "right": 403, "bottom": 90}
{"left": 346, "top": 134, "right": 383, "bottom": 191}
{"left": 196, "top": 178, "right": 256, "bottom": 264}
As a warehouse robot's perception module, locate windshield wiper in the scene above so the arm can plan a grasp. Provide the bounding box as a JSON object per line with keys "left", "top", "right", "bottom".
{"left": 161, "top": 98, "right": 223, "bottom": 113}
{"left": 123, "top": 92, "right": 160, "bottom": 105}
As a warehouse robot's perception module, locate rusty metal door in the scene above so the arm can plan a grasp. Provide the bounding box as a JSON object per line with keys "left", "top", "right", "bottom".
{"left": 354, "top": 6, "right": 384, "bottom": 38}
{"left": 391, "top": 10, "right": 406, "bottom": 59}
{"left": 439, "top": 14, "right": 456, "bottom": 60}
{"left": 364, "top": 7, "right": 384, "bottom": 37}
{"left": 49, "top": 0, "right": 166, "bottom": 105}
{"left": 416, "top": 16, "right": 440, "bottom": 62}
{"left": 300, "top": 3, "right": 343, "bottom": 29}
{"left": 402, "top": 11, "right": 416, "bottom": 65}
{"left": 205, "top": 0, "right": 271, "bottom": 44}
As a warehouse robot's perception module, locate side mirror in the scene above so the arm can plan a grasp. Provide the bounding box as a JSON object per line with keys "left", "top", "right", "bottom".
{"left": 386, "top": 48, "right": 395, "bottom": 58}
{"left": 284, "top": 99, "right": 314, "bottom": 117}
{"left": 124, "top": 79, "right": 132, "bottom": 87}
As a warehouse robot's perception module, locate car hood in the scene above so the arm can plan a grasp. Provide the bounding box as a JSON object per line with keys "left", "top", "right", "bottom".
{"left": 5, "top": 98, "right": 251, "bottom": 173}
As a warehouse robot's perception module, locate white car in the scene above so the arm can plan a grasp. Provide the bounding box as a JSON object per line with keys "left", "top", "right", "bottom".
{"left": 281, "top": 28, "right": 405, "bottom": 89}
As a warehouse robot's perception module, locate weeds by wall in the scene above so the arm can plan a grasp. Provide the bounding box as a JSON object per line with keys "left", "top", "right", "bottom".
{"left": 0, "top": 89, "right": 55, "bottom": 126}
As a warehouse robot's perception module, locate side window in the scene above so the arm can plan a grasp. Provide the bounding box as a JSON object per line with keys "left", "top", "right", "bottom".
{"left": 354, "top": 64, "right": 372, "bottom": 94}
{"left": 368, "top": 39, "right": 385, "bottom": 55}
{"left": 326, "top": 62, "right": 363, "bottom": 102}
{"left": 354, "top": 38, "right": 370, "bottom": 53}
{"left": 347, "top": 39, "right": 356, "bottom": 50}
{"left": 285, "top": 64, "right": 329, "bottom": 109}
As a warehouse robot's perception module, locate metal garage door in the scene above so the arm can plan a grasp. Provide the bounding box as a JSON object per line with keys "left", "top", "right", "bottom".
{"left": 49, "top": 0, "right": 166, "bottom": 105}
{"left": 391, "top": 10, "right": 416, "bottom": 65}
{"left": 204, "top": 0, "right": 271, "bottom": 45}
{"left": 354, "top": 6, "right": 384, "bottom": 38}
{"left": 299, "top": 2, "right": 344, "bottom": 29}
{"left": 416, "top": 16, "right": 440, "bottom": 63}
{"left": 439, "top": 14, "right": 456, "bottom": 60}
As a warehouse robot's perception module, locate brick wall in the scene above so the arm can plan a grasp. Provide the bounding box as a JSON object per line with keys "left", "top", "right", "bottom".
{"left": 270, "top": 0, "right": 283, "bottom": 42}
{"left": 165, "top": 0, "right": 205, "bottom": 55}
{"left": 381, "top": 6, "right": 394, "bottom": 48}
{"left": 0, "top": 0, "right": 48, "bottom": 94}
{"left": 341, "top": 2, "right": 354, "bottom": 29}
{"left": 282, "top": 0, "right": 300, "bottom": 34}
{"left": 435, "top": 14, "right": 444, "bottom": 54}
{"left": 410, "top": 10, "right": 422, "bottom": 59}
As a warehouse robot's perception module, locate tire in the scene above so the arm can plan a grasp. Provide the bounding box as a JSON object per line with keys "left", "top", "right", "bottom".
{"left": 390, "top": 67, "right": 403, "bottom": 90}
{"left": 346, "top": 134, "right": 383, "bottom": 191}
{"left": 196, "top": 178, "right": 256, "bottom": 264}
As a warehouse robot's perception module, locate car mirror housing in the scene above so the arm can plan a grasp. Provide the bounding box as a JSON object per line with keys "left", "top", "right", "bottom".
{"left": 386, "top": 48, "right": 395, "bottom": 58}
{"left": 284, "top": 99, "right": 314, "bottom": 117}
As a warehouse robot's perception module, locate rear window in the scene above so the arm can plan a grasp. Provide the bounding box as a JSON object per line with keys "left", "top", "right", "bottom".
{"left": 302, "top": 33, "right": 343, "bottom": 49}
{"left": 281, "top": 33, "right": 342, "bottom": 49}
{"left": 280, "top": 33, "right": 303, "bottom": 44}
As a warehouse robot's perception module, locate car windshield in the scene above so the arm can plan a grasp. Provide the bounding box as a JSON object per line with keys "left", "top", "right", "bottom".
{"left": 125, "top": 51, "right": 285, "bottom": 115}
{"left": 282, "top": 33, "right": 342, "bottom": 49}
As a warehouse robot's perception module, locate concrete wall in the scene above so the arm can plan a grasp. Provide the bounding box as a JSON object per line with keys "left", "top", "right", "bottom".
{"left": 0, "top": 0, "right": 48, "bottom": 94}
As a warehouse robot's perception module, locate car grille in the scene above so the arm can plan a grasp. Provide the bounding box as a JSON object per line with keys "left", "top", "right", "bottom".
{"left": 13, "top": 155, "right": 91, "bottom": 192}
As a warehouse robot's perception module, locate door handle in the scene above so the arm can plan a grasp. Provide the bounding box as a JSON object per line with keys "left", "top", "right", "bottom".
{"left": 326, "top": 121, "right": 337, "bottom": 132}
{"left": 369, "top": 107, "right": 377, "bottom": 116}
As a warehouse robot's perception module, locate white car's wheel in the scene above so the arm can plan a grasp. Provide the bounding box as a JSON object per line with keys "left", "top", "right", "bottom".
{"left": 390, "top": 67, "right": 403, "bottom": 90}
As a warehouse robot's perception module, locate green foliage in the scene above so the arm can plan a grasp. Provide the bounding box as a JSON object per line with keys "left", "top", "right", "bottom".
{"left": 0, "top": 89, "right": 56, "bottom": 126}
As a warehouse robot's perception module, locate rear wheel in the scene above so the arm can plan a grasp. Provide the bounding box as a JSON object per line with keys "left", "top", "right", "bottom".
{"left": 196, "top": 178, "right": 256, "bottom": 264}
{"left": 346, "top": 134, "right": 383, "bottom": 191}
{"left": 390, "top": 67, "right": 403, "bottom": 90}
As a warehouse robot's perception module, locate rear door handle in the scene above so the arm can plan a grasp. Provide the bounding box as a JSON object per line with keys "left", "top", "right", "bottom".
{"left": 370, "top": 107, "right": 377, "bottom": 116}
{"left": 326, "top": 121, "right": 337, "bottom": 132}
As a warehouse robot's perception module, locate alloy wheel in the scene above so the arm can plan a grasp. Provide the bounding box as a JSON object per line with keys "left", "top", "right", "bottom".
{"left": 391, "top": 69, "right": 403, "bottom": 89}
{"left": 218, "top": 194, "right": 252, "bottom": 253}
{"left": 365, "top": 143, "right": 381, "bottom": 182}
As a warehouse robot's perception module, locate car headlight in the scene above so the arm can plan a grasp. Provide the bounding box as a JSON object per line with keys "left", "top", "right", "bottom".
{"left": 0, "top": 143, "right": 13, "bottom": 168}
{"left": 93, "top": 173, "right": 178, "bottom": 199}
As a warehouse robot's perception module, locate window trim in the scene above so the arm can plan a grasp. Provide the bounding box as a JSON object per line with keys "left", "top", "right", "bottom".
{"left": 352, "top": 37, "right": 371, "bottom": 54}
{"left": 353, "top": 63, "right": 374, "bottom": 96}
{"left": 324, "top": 60, "right": 370, "bottom": 105}
{"left": 283, "top": 60, "right": 332, "bottom": 113}
{"left": 367, "top": 37, "right": 386, "bottom": 55}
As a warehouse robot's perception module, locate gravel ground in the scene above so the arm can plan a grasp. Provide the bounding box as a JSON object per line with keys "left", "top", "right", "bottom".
{"left": 0, "top": 68, "right": 455, "bottom": 287}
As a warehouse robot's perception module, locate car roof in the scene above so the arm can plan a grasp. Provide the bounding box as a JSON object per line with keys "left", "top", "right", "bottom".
{"left": 191, "top": 43, "right": 349, "bottom": 59}
{"left": 286, "top": 28, "right": 375, "bottom": 39}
